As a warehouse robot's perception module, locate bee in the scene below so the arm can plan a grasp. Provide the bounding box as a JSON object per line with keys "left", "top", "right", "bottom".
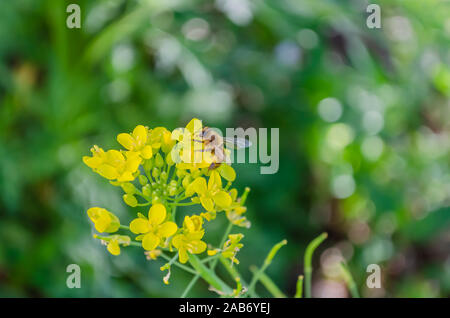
{"left": 195, "top": 126, "right": 252, "bottom": 170}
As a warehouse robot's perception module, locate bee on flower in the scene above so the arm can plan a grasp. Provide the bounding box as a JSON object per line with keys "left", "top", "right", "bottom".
{"left": 82, "top": 119, "right": 263, "bottom": 295}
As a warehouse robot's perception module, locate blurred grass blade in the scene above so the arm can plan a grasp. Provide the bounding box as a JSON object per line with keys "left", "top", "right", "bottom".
{"left": 340, "top": 262, "right": 360, "bottom": 298}
{"left": 295, "top": 275, "right": 304, "bottom": 298}
{"left": 304, "top": 232, "right": 327, "bottom": 298}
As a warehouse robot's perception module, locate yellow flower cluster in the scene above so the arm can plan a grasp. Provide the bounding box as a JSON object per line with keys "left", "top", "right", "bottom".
{"left": 84, "top": 119, "right": 250, "bottom": 284}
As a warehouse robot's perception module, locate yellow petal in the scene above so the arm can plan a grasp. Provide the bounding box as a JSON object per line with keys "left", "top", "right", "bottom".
{"left": 213, "top": 191, "right": 232, "bottom": 208}
{"left": 185, "top": 118, "right": 202, "bottom": 134}
{"left": 141, "top": 145, "right": 153, "bottom": 159}
{"left": 87, "top": 207, "right": 102, "bottom": 221}
{"left": 158, "top": 221, "right": 178, "bottom": 237}
{"left": 107, "top": 241, "right": 121, "bottom": 255}
{"left": 148, "top": 204, "right": 166, "bottom": 225}
{"left": 229, "top": 188, "right": 238, "bottom": 201}
{"left": 124, "top": 153, "right": 142, "bottom": 173}
{"left": 95, "top": 214, "right": 111, "bottom": 233}
{"left": 219, "top": 164, "right": 236, "bottom": 182}
{"left": 193, "top": 177, "right": 207, "bottom": 195}
{"left": 83, "top": 156, "right": 102, "bottom": 169}
{"left": 200, "top": 196, "right": 215, "bottom": 212}
{"left": 117, "top": 171, "right": 134, "bottom": 182}
{"left": 106, "top": 149, "right": 125, "bottom": 165}
{"left": 171, "top": 234, "right": 183, "bottom": 249}
{"left": 142, "top": 233, "right": 160, "bottom": 251}
{"left": 117, "top": 133, "right": 135, "bottom": 150}
{"left": 184, "top": 216, "right": 195, "bottom": 233}
{"left": 208, "top": 171, "right": 222, "bottom": 190}
{"left": 132, "top": 125, "right": 147, "bottom": 146}
{"left": 188, "top": 240, "right": 207, "bottom": 254}
{"left": 178, "top": 247, "right": 189, "bottom": 264}
{"left": 130, "top": 218, "right": 150, "bottom": 234}
{"left": 97, "top": 164, "right": 119, "bottom": 180}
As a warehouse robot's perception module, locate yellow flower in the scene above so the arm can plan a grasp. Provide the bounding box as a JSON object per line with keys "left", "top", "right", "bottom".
{"left": 224, "top": 189, "right": 251, "bottom": 228}
{"left": 117, "top": 125, "right": 153, "bottom": 159}
{"left": 94, "top": 234, "right": 130, "bottom": 256}
{"left": 171, "top": 215, "right": 207, "bottom": 263}
{"left": 129, "top": 204, "right": 178, "bottom": 251}
{"left": 222, "top": 234, "right": 244, "bottom": 264}
{"left": 83, "top": 145, "right": 141, "bottom": 182}
{"left": 186, "top": 171, "right": 232, "bottom": 211}
{"left": 148, "top": 127, "right": 176, "bottom": 153}
{"left": 171, "top": 118, "right": 213, "bottom": 170}
{"left": 87, "top": 207, "right": 120, "bottom": 233}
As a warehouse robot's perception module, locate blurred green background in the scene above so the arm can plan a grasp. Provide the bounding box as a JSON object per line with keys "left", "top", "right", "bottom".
{"left": 0, "top": 0, "right": 449, "bottom": 297}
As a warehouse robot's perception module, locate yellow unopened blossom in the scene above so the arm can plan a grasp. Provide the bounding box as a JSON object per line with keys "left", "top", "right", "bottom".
{"left": 87, "top": 207, "right": 120, "bottom": 233}
{"left": 222, "top": 234, "right": 244, "bottom": 264}
{"left": 186, "top": 171, "right": 232, "bottom": 212}
{"left": 207, "top": 248, "right": 219, "bottom": 256}
{"left": 129, "top": 204, "right": 178, "bottom": 251}
{"left": 117, "top": 125, "right": 153, "bottom": 159}
{"left": 83, "top": 145, "right": 141, "bottom": 182}
{"left": 171, "top": 215, "right": 207, "bottom": 263}
{"left": 94, "top": 234, "right": 131, "bottom": 256}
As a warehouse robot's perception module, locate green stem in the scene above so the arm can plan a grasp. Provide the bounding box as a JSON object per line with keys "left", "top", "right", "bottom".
{"left": 171, "top": 201, "right": 177, "bottom": 222}
{"left": 160, "top": 253, "right": 196, "bottom": 275}
{"left": 294, "top": 275, "right": 304, "bottom": 298}
{"left": 304, "top": 232, "right": 327, "bottom": 298}
{"left": 249, "top": 265, "right": 285, "bottom": 298}
{"left": 188, "top": 254, "right": 233, "bottom": 295}
{"left": 201, "top": 255, "right": 219, "bottom": 264}
{"left": 170, "top": 201, "right": 196, "bottom": 207}
{"left": 340, "top": 262, "right": 360, "bottom": 298}
{"left": 218, "top": 256, "right": 258, "bottom": 297}
{"left": 136, "top": 202, "right": 151, "bottom": 206}
{"left": 181, "top": 274, "right": 200, "bottom": 298}
{"left": 247, "top": 239, "right": 287, "bottom": 296}
{"left": 210, "top": 222, "right": 233, "bottom": 270}
{"left": 119, "top": 224, "right": 130, "bottom": 230}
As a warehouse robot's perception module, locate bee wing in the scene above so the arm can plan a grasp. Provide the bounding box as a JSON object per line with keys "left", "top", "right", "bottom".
{"left": 223, "top": 137, "right": 252, "bottom": 149}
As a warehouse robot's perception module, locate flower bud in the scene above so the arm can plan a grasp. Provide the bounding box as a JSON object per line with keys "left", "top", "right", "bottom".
{"left": 143, "top": 158, "right": 154, "bottom": 172}
{"left": 152, "top": 195, "right": 161, "bottom": 204}
{"left": 142, "top": 184, "right": 152, "bottom": 197}
{"left": 155, "top": 153, "right": 164, "bottom": 168}
{"left": 176, "top": 169, "right": 186, "bottom": 178}
{"left": 182, "top": 175, "right": 191, "bottom": 189}
{"left": 121, "top": 182, "right": 137, "bottom": 194}
{"left": 123, "top": 194, "right": 138, "bottom": 207}
{"left": 168, "top": 186, "right": 177, "bottom": 196}
{"left": 160, "top": 171, "right": 168, "bottom": 182}
{"left": 139, "top": 175, "right": 148, "bottom": 186}
{"left": 152, "top": 167, "right": 160, "bottom": 178}
{"left": 166, "top": 152, "right": 174, "bottom": 166}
